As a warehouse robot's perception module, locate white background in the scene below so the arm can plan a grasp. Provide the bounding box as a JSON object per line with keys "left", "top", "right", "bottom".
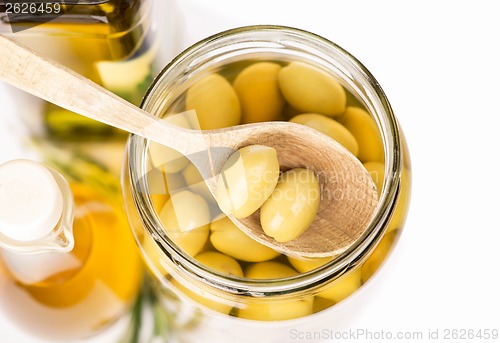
{"left": 1, "top": 0, "right": 500, "bottom": 342}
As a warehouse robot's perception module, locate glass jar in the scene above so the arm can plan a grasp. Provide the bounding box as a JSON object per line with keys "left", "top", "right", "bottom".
{"left": 122, "top": 25, "right": 411, "bottom": 343}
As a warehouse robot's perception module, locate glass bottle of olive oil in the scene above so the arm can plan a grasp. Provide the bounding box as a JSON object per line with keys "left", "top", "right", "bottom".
{"left": 0, "top": 0, "right": 160, "bottom": 140}
{"left": 0, "top": 159, "right": 143, "bottom": 341}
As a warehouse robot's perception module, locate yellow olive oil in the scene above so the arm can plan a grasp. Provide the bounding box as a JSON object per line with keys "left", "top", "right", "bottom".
{"left": 1, "top": 0, "right": 157, "bottom": 139}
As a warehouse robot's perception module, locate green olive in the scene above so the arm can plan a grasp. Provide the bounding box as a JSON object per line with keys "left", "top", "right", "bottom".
{"left": 195, "top": 251, "right": 243, "bottom": 277}
{"left": 148, "top": 142, "right": 189, "bottom": 174}
{"left": 233, "top": 62, "right": 285, "bottom": 123}
{"left": 278, "top": 61, "right": 346, "bottom": 116}
{"left": 173, "top": 251, "right": 243, "bottom": 315}
{"left": 245, "top": 261, "right": 296, "bottom": 279}
{"left": 290, "top": 113, "right": 359, "bottom": 156}
{"left": 159, "top": 190, "right": 210, "bottom": 256}
{"left": 148, "top": 114, "right": 192, "bottom": 174}
{"left": 288, "top": 256, "right": 334, "bottom": 273}
{"left": 150, "top": 193, "right": 169, "bottom": 215}
{"left": 239, "top": 261, "right": 313, "bottom": 320}
{"left": 147, "top": 165, "right": 185, "bottom": 196}
{"left": 182, "top": 162, "right": 213, "bottom": 200}
{"left": 147, "top": 167, "right": 186, "bottom": 214}
{"left": 238, "top": 297, "right": 314, "bottom": 321}
{"left": 316, "top": 269, "right": 362, "bottom": 302}
{"left": 339, "top": 106, "right": 384, "bottom": 163}
{"left": 174, "top": 281, "right": 235, "bottom": 315}
{"left": 216, "top": 145, "right": 280, "bottom": 218}
{"left": 164, "top": 172, "right": 187, "bottom": 194}
{"left": 260, "top": 168, "right": 320, "bottom": 242}
{"left": 210, "top": 216, "right": 280, "bottom": 262}
{"left": 185, "top": 73, "right": 241, "bottom": 130}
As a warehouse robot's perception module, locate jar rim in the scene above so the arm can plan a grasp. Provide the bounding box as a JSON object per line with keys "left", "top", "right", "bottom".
{"left": 126, "top": 25, "right": 402, "bottom": 297}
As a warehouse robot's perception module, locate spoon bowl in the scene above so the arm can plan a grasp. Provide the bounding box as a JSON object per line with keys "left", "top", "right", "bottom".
{"left": 0, "top": 34, "right": 378, "bottom": 257}
{"left": 205, "top": 122, "right": 379, "bottom": 257}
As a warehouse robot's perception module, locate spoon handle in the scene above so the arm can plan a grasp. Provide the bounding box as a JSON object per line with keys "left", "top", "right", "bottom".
{"left": 0, "top": 35, "right": 198, "bottom": 154}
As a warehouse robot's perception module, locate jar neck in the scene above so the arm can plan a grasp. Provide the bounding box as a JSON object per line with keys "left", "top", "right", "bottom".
{"left": 129, "top": 25, "right": 402, "bottom": 297}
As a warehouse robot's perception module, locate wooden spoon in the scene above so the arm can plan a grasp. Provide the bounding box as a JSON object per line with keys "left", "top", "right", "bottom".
{"left": 0, "top": 35, "right": 378, "bottom": 258}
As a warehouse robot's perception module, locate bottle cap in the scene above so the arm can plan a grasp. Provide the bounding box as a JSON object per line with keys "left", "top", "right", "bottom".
{"left": 0, "top": 160, "right": 63, "bottom": 242}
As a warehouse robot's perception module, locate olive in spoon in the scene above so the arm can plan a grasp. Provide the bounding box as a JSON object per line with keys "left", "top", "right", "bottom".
{"left": 0, "top": 35, "right": 378, "bottom": 258}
